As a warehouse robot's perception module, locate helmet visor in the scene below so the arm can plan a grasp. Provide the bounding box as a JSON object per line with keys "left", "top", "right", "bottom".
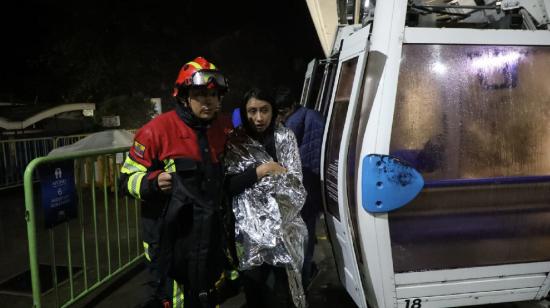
{"left": 190, "top": 70, "right": 228, "bottom": 89}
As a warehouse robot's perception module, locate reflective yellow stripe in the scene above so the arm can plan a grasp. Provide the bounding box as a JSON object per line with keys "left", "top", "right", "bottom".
{"left": 229, "top": 270, "right": 239, "bottom": 280}
{"left": 143, "top": 242, "right": 151, "bottom": 262}
{"left": 164, "top": 159, "right": 176, "bottom": 172}
{"left": 172, "top": 281, "right": 178, "bottom": 308}
{"left": 209, "top": 63, "right": 216, "bottom": 70}
{"left": 127, "top": 173, "right": 145, "bottom": 199}
{"left": 173, "top": 282, "right": 184, "bottom": 307}
{"left": 215, "top": 272, "right": 225, "bottom": 289}
{"left": 173, "top": 282, "right": 178, "bottom": 306}
{"left": 188, "top": 61, "right": 202, "bottom": 70}
{"left": 121, "top": 156, "right": 147, "bottom": 174}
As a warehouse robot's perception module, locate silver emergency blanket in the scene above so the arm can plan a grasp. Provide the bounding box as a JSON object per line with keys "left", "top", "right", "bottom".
{"left": 224, "top": 125, "right": 308, "bottom": 308}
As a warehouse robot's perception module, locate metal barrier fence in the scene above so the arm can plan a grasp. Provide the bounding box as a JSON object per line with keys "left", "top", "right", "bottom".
{"left": 23, "top": 146, "right": 143, "bottom": 308}
{"left": 1, "top": 134, "right": 88, "bottom": 190}
{"left": 1, "top": 137, "right": 54, "bottom": 189}
{"left": 54, "top": 134, "right": 89, "bottom": 148}
{"left": 1, "top": 132, "right": 137, "bottom": 190}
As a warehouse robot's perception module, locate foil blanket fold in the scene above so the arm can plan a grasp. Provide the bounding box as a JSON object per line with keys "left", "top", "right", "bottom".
{"left": 224, "top": 126, "right": 308, "bottom": 308}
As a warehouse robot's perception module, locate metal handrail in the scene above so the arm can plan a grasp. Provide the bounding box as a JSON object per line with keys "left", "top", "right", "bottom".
{"left": 23, "top": 146, "right": 142, "bottom": 308}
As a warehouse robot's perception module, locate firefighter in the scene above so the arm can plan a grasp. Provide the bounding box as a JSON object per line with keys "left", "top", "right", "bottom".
{"left": 119, "top": 57, "right": 232, "bottom": 308}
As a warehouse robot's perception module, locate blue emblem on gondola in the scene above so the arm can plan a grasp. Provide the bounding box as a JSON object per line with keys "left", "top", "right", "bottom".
{"left": 361, "top": 154, "right": 424, "bottom": 213}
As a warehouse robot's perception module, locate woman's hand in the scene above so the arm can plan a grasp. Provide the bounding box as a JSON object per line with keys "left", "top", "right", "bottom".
{"left": 256, "top": 162, "right": 287, "bottom": 179}
{"left": 157, "top": 172, "right": 173, "bottom": 193}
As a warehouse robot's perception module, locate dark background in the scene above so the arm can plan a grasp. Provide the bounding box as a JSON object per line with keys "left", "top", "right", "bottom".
{"left": 0, "top": 0, "right": 323, "bottom": 113}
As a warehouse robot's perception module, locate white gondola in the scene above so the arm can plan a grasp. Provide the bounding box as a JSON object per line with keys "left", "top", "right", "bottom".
{"left": 306, "top": 1, "right": 550, "bottom": 307}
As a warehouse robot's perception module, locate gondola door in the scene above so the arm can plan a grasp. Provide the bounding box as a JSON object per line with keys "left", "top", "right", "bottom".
{"left": 321, "top": 25, "right": 370, "bottom": 308}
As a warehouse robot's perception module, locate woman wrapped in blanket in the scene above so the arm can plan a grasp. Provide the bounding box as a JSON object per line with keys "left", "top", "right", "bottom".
{"left": 224, "top": 87, "right": 308, "bottom": 308}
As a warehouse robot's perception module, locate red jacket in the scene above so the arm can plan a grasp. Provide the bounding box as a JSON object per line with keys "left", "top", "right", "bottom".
{"left": 120, "top": 107, "right": 232, "bottom": 202}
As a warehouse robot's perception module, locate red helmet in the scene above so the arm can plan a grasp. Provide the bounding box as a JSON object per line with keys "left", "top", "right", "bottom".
{"left": 173, "top": 57, "right": 228, "bottom": 97}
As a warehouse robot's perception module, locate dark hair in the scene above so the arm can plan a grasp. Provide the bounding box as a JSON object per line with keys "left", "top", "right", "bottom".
{"left": 240, "top": 87, "right": 278, "bottom": 134}
{"left": 243, "top": 87, "right": 276, "bottom": 105}
{"left": 274, "top": 86, "right": 296, "bottom": 109}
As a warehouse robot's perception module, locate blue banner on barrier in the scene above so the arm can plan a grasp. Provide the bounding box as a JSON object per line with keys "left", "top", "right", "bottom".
{"left": 39, "top": 161, "right": 77, "bottom": 228}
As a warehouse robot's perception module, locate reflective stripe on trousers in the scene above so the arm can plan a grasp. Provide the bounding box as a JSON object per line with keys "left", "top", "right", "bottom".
{"left": 173, "top": 282, "right": 184, "bottom": 308}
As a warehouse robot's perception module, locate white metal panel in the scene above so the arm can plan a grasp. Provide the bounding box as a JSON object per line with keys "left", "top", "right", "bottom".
{"left": 396, "top": 274, "right": 546, "bottom": 298}
{"left": 403, "top": 27, "right": 550, "bottom": 45}
{"left": 355, "top": 40, "right": 388, "bottom": 308}
{"left": 320, "top": 32, "right": 346, "bottom": 302}
{"left": 396, "top": 288, "right": 540, "bottom": 308}
{"left": 395, "top": 262, "right": 550, "bottom": 285}
{"left": 535, "top": 272, "right": 550, "bottom": 299}
{"left": 355, "top": 0, "right": 410, "bottom": 307}
{"left": 340, "top": 26, "right": 370, "bottom": 58}
{"left": 320, "top": 50, "right": 347, "bottom": 301}
{"left": 335, "top": 25, "right": 371, "bottom": 308}
{"left": 321, "top": 24, "right": 371, "bottom": 308}
{"left": 319, "top": 32, "right": 348, "bottom": 198}
{"left": 332, "top": 25, "right": 363, "bottom": 55}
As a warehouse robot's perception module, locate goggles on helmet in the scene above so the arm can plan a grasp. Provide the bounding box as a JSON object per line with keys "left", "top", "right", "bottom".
{"left": 188, "top": 70, "right": 228, "bottom": 89}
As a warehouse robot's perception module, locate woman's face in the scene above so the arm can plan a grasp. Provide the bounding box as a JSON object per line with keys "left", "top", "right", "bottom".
{"left": 246, "top": 98, "right": 273, "bottom": 133}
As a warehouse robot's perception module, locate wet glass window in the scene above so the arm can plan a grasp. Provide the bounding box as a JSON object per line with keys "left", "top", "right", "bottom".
{"left": 324, "top": 57, "right": 358, "bottom": 220}
{"left": 390, "top": 45, "right": 550, "bottom": 181}
{"left": 389, "top": 45, "right": 550, "bottom": 272}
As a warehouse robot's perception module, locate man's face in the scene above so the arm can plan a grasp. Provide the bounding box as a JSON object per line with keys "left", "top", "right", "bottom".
{"left": 187, "top": 88, "right": 221, "bottom": 120}
{"left": 246, "top": 98, "right": 272, "bottom": 133}
{"left": 277, "top": 106, "right": 293, "bottom": 123}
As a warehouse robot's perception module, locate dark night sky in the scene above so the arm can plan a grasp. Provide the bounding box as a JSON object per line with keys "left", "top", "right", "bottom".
{"left": 0, "top": 0, "right": 323, "bottom": 112}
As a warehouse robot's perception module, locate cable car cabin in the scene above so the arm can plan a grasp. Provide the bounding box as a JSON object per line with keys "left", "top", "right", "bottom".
{"left": 309, "top": 0, "right": 550, "bottom": 307}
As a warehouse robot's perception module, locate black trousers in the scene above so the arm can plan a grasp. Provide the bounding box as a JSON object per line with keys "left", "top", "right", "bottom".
{"left": 141, "top": 203, "right": 174, "bottom": 307}
{"left": 242, "top": 264, "right": 294, "bottom": 308}
{"left": 144, "top": 212, "right": 217, "bottom": 308}
{"left": 141, "top": 214, "right": 174, "bottom": 305}
{"left": 301, "top": 208, "right": 319, "bottom": 287}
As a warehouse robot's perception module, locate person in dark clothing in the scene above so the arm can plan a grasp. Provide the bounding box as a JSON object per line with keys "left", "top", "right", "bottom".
{"left": 119, "top": 57, "right": 233, "bottom": 308}
{"left": 276, "top": 86, "right": 325, "bottom": 289}
{"left": 224, "top": 87, "right": 308, "bottom": 308}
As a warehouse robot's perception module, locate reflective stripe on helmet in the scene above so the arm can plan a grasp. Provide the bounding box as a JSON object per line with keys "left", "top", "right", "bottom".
{"left": 187, "top": 61, "right": 203, "bottom": 70}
